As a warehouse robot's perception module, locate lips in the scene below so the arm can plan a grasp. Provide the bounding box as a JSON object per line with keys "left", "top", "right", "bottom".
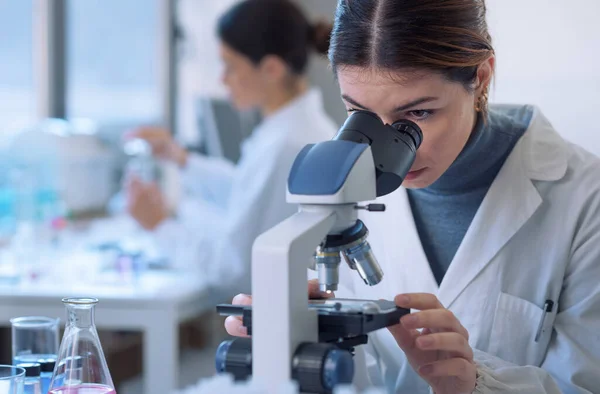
{"left": 405, "top": 167, "right": 427, "bottom": 181}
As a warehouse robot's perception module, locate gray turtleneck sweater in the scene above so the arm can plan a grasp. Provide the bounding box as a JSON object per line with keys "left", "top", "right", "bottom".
{"left": 407, "top": 105, "right": 534, "bottom": 285}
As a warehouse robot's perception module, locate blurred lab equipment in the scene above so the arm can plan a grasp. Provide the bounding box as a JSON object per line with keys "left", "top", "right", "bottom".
{"left": 0, "top": 365, "right": 25, "bottom": 394}
{"left": 11, "top": 316, "right": 60, "bottom": 366}
{"left": 49, "top": 298, "right": 115, "bottom": 394}
{"left": 123, "top": 138, "right": 159, "bottom": 184}
{"left": 122, "top": 137, "right": 180, "bottom": 213}
{"left": 19, "top": 363, "right": 41, "bottom": 394}
{"left": 216, "top": 111, "right": 422, "bottom": 393}
{"left": 194, "top": 97, "right": 260, "bottom": 164}
{"left": 8, "top": 118, "right": 116, "bottom": 215}
{"left": 0, "top": 118, "right": 115, "bottom": 284}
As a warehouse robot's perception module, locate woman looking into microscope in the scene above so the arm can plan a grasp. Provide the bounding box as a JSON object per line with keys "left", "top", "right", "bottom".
{"left": 226, "top": 0, "right": 600, "bottom": 393}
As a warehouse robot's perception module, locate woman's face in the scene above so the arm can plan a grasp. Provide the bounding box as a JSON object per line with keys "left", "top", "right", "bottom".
{"left": 337, "top": 67, "right": 481, "bottom": 189}
{"left": 219, "top": 43, "right": 266, "bottom": 110}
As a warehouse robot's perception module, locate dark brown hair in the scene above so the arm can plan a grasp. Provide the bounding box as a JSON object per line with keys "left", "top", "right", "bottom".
{"left": 329, "top": 0, "right": 494, "bottom": 111}
{"left": 218, "top": 0, "right": 333, "bottom": 75}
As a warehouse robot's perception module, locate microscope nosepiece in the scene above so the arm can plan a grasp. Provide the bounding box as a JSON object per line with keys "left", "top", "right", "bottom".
{"left": 321, "top": 220, "right": 384, "bottom": 289}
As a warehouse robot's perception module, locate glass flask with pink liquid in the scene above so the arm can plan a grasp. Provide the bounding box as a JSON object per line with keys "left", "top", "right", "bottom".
{"left": 48, "top": 298, "right": 116, "bottom": 394}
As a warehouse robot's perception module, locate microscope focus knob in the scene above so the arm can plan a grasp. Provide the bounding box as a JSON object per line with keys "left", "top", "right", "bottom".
{"left": 292, "top": 343, "right": 354, "bottom": 394}
{"left": 215, "top": 338, "right": 252, "bottom": 381}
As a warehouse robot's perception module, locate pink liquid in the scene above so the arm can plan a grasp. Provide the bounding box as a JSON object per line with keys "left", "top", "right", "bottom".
{"left": 49, "top": 384, "right": 116, "bottom": 394}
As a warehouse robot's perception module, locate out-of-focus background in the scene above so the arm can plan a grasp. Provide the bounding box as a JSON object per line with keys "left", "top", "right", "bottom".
{"left": 0, "top": 1, "right": 598, "bottom": 393}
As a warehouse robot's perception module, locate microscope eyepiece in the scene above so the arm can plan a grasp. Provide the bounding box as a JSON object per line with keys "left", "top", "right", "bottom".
{"left": 334, "top": 110, "right": 423, "bottom": 197}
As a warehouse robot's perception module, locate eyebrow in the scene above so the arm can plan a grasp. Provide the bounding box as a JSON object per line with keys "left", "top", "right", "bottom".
{"left": 342, "top": 95, "right": 440, "bottom": 113}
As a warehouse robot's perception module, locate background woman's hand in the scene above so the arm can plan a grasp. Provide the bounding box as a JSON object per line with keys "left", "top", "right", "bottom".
{"left": 389, "top": 293, "right": 476, "bottom": 394}
{"left": 126, "top": 126, "right": 188, "bottom": 168}
{"left": 224, "top": 279, "right": 333, "bottom": 337}
{"left": 126, "top": 177, "right": 169, "bottom": 230}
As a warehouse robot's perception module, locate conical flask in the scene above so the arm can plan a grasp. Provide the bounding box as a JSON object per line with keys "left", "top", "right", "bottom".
{"left": 48, "top": 298, "right": 116, "bottom": 394}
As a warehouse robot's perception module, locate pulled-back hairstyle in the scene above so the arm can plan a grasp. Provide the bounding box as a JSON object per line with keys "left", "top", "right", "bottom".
{"left": 218, "top": 0, "right": 333, "bottom": 75}
{"left": 329, "top": 0, "right": 494, "bottom": 114}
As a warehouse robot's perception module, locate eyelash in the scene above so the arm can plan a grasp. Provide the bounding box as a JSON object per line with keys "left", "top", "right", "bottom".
{"left": 407, "top": 110, "right": 435, "bottom": 122}
{"left": 346, "top": 108, "right": 435, "bottom": 122}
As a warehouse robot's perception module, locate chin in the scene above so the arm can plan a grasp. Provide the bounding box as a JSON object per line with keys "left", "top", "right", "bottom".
{"left": 231, "top": 100, "right": 249, "bottom": 111}
{"left": 403, "top": 180, "right": 427, "bottom": 189}
{"left": 227, "top": 94, "right": 251, "bottom": 111}
{"left": 403, "top": 175, "right": 436, "bottom": 189}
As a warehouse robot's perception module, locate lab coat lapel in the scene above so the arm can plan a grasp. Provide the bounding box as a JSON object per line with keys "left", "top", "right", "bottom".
{"left": 376, "top": 188, "right": 438, "bottom": 297}
{"left": 437, "top": 142, "right": 543, "bottom": 309}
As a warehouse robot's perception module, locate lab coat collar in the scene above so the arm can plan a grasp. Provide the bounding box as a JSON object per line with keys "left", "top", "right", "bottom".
{"left": 437, "top": 106, "right": 568, "bottom": 308}
{"left": 520, "top": 106, "right": 568, "bottom": 181}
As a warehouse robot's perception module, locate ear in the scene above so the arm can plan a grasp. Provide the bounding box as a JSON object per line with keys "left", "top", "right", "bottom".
{"left": 475, "top": 55, "right": 495, "bottom": 94}
{"left": 259, "top": 55, "right": 289, "bottom": 82}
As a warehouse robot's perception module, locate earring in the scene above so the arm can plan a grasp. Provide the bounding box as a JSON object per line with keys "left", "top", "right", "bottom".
{"left": 475, "top": 86, "right": 489, "bottom": 113}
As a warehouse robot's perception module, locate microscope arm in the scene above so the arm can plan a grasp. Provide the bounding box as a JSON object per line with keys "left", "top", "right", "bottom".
{"left": 251, "top": 208, "right": 337, "bottom": 391}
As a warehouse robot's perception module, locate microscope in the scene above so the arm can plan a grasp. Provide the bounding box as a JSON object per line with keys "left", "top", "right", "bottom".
{"left": 215, "top": 111, "right": 423, "bottom": 394}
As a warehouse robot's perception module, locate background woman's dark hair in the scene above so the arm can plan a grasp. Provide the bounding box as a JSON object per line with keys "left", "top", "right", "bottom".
{"left": 329, "top": 0, "right": 494, "bottom": 107}
{"left": 217, "top": 0, "right": 333, "bottom": 75}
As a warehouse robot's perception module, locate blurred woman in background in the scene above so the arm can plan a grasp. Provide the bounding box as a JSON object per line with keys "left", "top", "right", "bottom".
{"left": 126, "top": 0, "right": 337, "bottom": 297}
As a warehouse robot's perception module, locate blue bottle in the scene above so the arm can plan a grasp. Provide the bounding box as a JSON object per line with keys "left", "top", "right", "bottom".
{"left": 39, "top": 358, "right": 56, "bottom": 394}
{"left": 18, "top": 363, "right": 42, "bottom": 394}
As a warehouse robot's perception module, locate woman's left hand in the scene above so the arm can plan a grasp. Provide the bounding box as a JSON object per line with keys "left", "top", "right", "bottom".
{"left": 388, "top": 293, "right": 476, "bottom": 394}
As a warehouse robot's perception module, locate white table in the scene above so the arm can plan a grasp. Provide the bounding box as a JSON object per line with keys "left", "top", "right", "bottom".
{"left": 0, "top": 271, "right": 211, "bottom": 394}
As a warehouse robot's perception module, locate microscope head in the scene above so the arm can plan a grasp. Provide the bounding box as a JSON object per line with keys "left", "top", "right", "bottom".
{"left": 288, "top": 111, "right": 423, "bottom": 293}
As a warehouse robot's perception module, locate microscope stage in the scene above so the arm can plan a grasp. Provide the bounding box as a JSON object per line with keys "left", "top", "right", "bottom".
{"left": 217, "top": 298, "right": 409, "bottom": 342}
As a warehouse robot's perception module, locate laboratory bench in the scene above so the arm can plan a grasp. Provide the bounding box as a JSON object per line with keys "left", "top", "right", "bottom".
{"left": 0, "top": 216, "right": 214, "bottom": 394}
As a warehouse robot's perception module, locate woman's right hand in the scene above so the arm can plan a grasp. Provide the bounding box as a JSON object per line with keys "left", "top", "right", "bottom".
{"left": 125, "top": 126, "right": 188, "bottom": 168}
{"left": 224, "top": 279, "right": 334, "bottom": 337}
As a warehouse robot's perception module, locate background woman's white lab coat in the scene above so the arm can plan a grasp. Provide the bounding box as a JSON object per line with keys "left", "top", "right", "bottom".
{"left": 339, "top": 106, "right": 600, "bottom": 393}
{"left": 154, "top": 88, "right": 337, "bottom": 297}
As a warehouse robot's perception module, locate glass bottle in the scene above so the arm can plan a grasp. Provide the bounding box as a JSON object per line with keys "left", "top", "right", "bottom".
{"left": 123, "top": 138, "right": 158, "bottom": 184}
{"left": 48, "top": 298, "right": 116, "bottom": 394}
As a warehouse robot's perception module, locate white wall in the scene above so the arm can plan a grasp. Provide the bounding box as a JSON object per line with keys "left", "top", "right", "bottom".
{"left": 294, "top": 0, "right": 348, "bottom": 126}
{"left": 175, "top": 0, "right": 239, "bottom": 145}
{"left": 487, "top": 0, "right": 600, "bottom": 155}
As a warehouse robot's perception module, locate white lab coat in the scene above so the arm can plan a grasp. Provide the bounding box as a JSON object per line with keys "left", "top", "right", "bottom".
{"left": 155, "top": 88, "right": 338, "bottom": 297}
{"left": 338, "top": 106, "right": 600, "bottom": 393}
